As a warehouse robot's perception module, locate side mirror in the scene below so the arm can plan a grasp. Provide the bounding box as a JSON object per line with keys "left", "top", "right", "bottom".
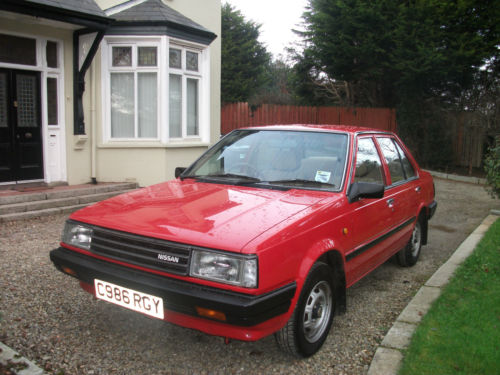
{"left": 175, "top": 167, "right": 186, "bottom": 179}
{"left": 348, "top": 182, "right": 385, "bottom": 203}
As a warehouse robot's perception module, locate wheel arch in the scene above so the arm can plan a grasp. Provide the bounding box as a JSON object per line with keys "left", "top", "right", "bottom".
{"left": 317, "top": 250, "right": 347, "bottom": 315}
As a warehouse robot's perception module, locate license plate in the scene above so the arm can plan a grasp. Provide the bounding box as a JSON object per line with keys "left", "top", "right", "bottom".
{"left": 94, "top": 279, "right": 164, "bottom": 319}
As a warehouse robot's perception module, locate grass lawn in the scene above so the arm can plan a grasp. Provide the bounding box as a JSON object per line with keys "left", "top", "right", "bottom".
{"left": 399, "top": 217, "right": 500, "bottom": 375}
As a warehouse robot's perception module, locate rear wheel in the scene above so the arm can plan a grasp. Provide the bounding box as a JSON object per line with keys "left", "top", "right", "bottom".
{"left": 274, "top": 262, "right": 335, "bottom": 357}
{"left": 397, "top": 218, "right": 423, "bottom": 267}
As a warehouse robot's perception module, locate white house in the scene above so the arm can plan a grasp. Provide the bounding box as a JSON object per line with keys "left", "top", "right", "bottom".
{"left": 0, "top": 0, "right": 221, "bottom": 187}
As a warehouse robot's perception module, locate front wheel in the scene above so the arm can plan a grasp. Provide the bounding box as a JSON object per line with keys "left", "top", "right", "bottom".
{"left": 397, "top": 218, "right": 423, "bottom": 267}
{"left": 274, "top": 262, "right": 335, "bottom": 357}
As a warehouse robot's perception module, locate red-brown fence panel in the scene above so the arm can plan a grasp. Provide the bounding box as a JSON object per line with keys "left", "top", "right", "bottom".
{"left": 221, "top": 103, "right": 397, "bottom": 134}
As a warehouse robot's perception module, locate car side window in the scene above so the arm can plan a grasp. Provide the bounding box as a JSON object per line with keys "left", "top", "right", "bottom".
{"left": 377, "top": 137, "right": 405, "bottom": 184}
{"left": 354, "top": 137, "right": 384, "bottom": 184}
{"left": 394, "top": 141, "right": 416, "bottom": 179}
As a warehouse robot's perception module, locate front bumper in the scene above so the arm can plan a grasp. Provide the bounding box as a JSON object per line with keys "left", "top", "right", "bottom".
{"left": 50, "top": 247, "right": 296, "bottom": 328}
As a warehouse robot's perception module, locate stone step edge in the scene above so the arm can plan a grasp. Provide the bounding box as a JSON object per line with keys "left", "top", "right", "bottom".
{"left": 0, "top": 189, "right": 136, "bottom": 223}
{"left": 0, "top": 182, "right": 138, "bottom": 206}
{"left": 0, "top": 189, "right": 135, "bottom": 215}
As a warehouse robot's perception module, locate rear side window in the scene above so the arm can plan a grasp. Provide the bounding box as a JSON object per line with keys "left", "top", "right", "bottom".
{"left": 354, "top": 137, "right": 384, "bottom": 184}
{"left": 395, "top": 141, "right": 416, "bottom": 179}
{"left": 377, "top": 137, "right": 416, "bottom": 184}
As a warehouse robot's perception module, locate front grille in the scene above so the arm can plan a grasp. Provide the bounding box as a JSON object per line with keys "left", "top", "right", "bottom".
{"left": 91, "top": 227, "right": 191, "bottom": 275}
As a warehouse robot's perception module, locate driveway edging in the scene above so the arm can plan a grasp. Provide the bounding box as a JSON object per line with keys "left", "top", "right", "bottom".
{"left": 367, "top": 212, "right": 499, "bottom": 375}
{"left": 0, "top": 342, "right": 46, "bottom": 375}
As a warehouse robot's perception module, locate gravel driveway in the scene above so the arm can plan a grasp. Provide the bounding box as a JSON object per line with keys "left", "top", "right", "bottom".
{"left": 1, "top": 177, "right": 498, "bottom": 375}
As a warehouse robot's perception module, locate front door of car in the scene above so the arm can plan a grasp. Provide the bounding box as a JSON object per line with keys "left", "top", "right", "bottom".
{"left": 344, "top": 136, "right": 396, "bottom": 286}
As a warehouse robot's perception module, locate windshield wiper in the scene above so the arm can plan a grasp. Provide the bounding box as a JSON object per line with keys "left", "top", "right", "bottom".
{"left": 261, "top": 179, "right": 335, "bottom": 187}
{"left": 183, "top": 173, "right": 261, "bottom": 184}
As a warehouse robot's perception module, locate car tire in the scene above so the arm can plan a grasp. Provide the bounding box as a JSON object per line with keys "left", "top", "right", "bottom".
{"left": 397, "top": 218, "right": 423, "bottom": 267}
{"left": 274, "top": 262, "right": 335, "bottom": 358}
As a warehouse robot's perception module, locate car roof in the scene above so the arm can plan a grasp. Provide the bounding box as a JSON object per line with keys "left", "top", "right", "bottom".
{"left": 239, "top": 124, "right": 393, "bottom": 135}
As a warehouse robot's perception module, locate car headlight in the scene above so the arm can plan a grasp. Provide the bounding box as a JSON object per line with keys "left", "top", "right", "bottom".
{"left": 190, "top": 250, "right": 257, "bottom": 288}
{"left": 62, "top": 221, "right": 93, "bottom": 250}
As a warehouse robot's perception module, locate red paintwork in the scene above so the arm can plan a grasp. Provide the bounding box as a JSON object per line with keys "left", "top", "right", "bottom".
{"left": 65, "top": 125, "right": 435, "bottom": 341}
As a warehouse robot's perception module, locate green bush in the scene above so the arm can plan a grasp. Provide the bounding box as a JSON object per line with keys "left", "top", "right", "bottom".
{"left": 484, "top": 137, "right": 500, "bottom": 199}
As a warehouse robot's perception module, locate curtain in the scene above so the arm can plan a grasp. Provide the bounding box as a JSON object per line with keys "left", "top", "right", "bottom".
{"left": 187, "top": 78, "right": 198, "bottom": 136}
{"left": 138, "top": 73, "right": 157, "bottom": 138}
{"left": 169, "top": 74, "right": 182, "bottom": 138}
{"left": 111, "top": 73, "right": 134, "bottom": 138}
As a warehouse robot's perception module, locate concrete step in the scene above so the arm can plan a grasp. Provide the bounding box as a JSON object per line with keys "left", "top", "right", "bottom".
{"left": 0, "top": 185, "right": 138, "bottom": 223}
{"left": 0, "top": 182, "right": 137, "bottom": 206}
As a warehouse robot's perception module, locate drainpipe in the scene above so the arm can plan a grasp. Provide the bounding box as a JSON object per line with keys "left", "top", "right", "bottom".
{"left": 90, "top": 62, "right": 97, "bottom": 185}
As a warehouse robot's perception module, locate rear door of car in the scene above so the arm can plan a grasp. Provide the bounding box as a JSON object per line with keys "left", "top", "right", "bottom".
{"left": 375, "top": 136, "right": 421, "bottom": 247}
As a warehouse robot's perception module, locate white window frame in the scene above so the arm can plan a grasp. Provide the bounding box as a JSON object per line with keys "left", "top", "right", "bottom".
{"left": 168, "top": 43, "right": 203, "bottom": 140}
{"left": 102, "top": 36, "right": 210, "bottom": 146}
{"left": 103, "top": 37, "right": 162, "bottom": 142}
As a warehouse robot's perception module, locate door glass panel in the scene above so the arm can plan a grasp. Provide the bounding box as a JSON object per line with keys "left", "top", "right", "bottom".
{"left": 111, "top": 73, "right": 134, "bottom": 138}
{"left": 378, "top": 137, "right": 405, "bottom": 184}
{"left": 395, "top": 142, "right": 416, "bottom": 179}
{"left": 0, "top": 34, "right": 36, "bottom": 66}
{"left": 0, "top": 73, "right": 7, "bottom": 128}
{"left": 354, "top": 138, "right": 384, "bottom": 184}
{"left": 138, "top": 73, "right": 157, "bottom": 138}
{"left": 187, "top": 78, "right": 198, "bottom": 136}
{"left": 16, "top": 74, "right": 38, "bottom": 128}
{"left": 169, "top": 74, "right": 182, "bottom": 137}
{"left": 47, "top": 77, "right": 58, "bottom": 125}
{"left": 46, "top": 41, "right": 58, "bottom": 68}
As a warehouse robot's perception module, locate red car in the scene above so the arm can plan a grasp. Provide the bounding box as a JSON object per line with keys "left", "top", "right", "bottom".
{"left": 51, "top": 125, "right": 436, "bottom": 357}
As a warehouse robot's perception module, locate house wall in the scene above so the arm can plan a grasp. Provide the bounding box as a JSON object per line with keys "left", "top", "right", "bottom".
{"left": 77, "top": 0, "right": 222, "bottom": 187}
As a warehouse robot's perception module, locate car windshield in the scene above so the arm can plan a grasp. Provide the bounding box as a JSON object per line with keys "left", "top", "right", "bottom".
{"left": 183, "top": 129, "right": 349, "bottom": 191}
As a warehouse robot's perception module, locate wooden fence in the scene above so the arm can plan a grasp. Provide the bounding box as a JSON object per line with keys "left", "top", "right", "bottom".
{"left": 221, "top": 103, "right": 397, "bottom": 134}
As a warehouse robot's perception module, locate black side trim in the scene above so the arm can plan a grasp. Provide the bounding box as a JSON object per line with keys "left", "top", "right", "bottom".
{"left": 346, "top": 217, "right": 416, "bottom": 262}
{"left": 50, "top": 247, "right": 296, "bottom": 327}
{"left": 428, "top": 201, "right": 437, "bottom": 220}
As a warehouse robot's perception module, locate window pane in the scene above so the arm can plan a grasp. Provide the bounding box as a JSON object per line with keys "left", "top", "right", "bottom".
{"left": 0, "top": 34, "right": 36, "bottom": 66}
{"left": 0, "top": 73, "right": 7, "bottom": 128}
{"left": 47, "top": 77, "right": 58, "bottom": 125}
{"left": 112, "top": 46, "right": 132, "bottom": 67}
{"left": 138, "top": 73, "right": 157, "bottom": 138}
{"left": 187, "top": 78, "right": 198, "bottom": 136}
{"left": 169, "top": 48, "right": 182, "bottom": 69}
{"left": 354, "top": 138, "right": 384, "bottom": 184}
{"left": 169, "top": 74, "right": 182, "bottom": 137}
{"left": 138, "top": 47, "right": 157, "bottom": 67}
{"left": 111, "top": 73, "right": 134, "bottom": 138}
{"left": 46, "top": 41, "right": 58, "bottom": 68}
{"left": 16, "top": 74, "right": 38, "bottom": 128}
{"left": 395, "top": 142, "right": 416, "bottom": 179}
{"left": 186, "top": 51, "right": 199, "bottom": 71}
{"left": 378, "top": 137, "right": 405, "bottom": 183}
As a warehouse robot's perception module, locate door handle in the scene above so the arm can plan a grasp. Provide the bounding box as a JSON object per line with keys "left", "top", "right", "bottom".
{"left": 386, "top": 198, "right": 395, "bottom": 208}
{"left": 415, "top": 186, "right": 421, "bottom": 192}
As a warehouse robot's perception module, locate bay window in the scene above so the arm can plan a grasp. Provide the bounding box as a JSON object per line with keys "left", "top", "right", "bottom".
{"left": 109, "top": 43, "right": 159, "bottom": 139}
{"left": 103, "top": 37, "right": 207, "bottom": 144}
{"left": 169, "top": 45, "right": 201, "bottom": 139}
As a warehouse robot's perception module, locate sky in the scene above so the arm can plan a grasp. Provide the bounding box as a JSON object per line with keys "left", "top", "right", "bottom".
{"left": 225, "top": 0, "right": 309, "bottom": 59}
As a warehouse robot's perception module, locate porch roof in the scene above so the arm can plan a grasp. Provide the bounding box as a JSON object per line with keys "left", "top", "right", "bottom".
{"left": 0, "top": 0, "right": 110, "bottom": 29}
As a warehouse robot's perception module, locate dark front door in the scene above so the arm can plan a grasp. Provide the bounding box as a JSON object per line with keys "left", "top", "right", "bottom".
{"left": 0, "top": 69, "right": 43, "bottom": 182}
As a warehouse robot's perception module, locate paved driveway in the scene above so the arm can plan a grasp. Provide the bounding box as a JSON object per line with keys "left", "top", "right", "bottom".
{"left": 0, "top": 177, "right": 498, "bottom": 375}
